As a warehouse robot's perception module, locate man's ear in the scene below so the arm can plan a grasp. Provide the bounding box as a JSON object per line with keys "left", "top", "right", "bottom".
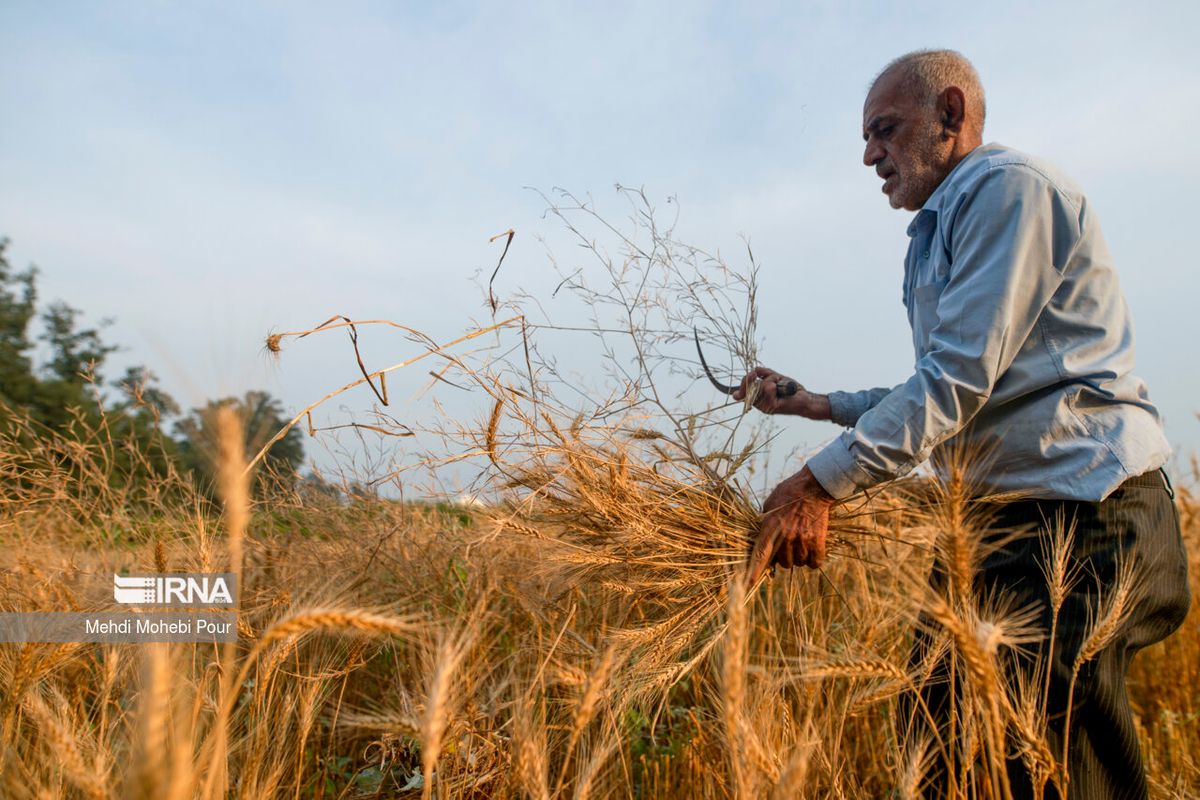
{"left": 940, "top": 86, "right": 966, "bottom": 136}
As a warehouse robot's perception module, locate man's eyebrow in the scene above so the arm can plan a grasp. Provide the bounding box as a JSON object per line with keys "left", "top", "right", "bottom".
{"left": 863, "top": 115, "right": 891, "bottom": 141}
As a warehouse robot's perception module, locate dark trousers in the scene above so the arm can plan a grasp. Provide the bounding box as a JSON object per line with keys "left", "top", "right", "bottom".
{"left": 913, "top": 470, "right": 1191, "bottom": 799}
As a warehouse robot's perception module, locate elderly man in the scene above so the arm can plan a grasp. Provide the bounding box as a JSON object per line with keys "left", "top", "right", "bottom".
{"left": 735, "top": 50, "right": 1190, "bottom": 798}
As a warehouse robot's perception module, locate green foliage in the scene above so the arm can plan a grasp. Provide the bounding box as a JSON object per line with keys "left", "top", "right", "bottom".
{"left": 107, "top": 367, "right": 186, "bottom": 492}
{"left": 0, "top": 236, "right": 304, "bottom": 498}
{"left": 0, "top": 239, "right": 39, "bottom": 409}
{"left": 0, "top": 240, "right": 115, "bottom": 429}
{"left": 175, "top": 390, "right": 307, "bottom": 496}
{"left": 625, "top": 703, "right": 705, "bottom": 766}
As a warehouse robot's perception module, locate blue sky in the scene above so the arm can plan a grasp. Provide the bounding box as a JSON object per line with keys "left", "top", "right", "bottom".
{"left": 2, "top": 0, "right": 1198, "bottom": 483}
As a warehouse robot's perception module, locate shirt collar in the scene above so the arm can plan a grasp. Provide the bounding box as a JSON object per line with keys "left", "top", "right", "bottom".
{"left": 906, "top": 209, "right": 935, "bottom": 238}
{"left": 906, "top": 143, "right": 998, "bottom": 236}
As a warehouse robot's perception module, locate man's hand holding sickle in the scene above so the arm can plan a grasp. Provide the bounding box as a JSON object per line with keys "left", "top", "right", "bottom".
{"left": 694, "top": 330, "right": 836, "bottom": 583}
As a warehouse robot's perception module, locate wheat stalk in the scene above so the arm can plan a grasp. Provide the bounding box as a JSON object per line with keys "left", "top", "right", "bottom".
{"left": 23, "top": 692, "right": 109, "bottom": 800}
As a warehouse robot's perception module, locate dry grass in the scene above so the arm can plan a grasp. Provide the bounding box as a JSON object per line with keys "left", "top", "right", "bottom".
{"left": 1, "top": 439, "right": 1196, "bottom": 797}
{"left": 1, "top": 191, "right": 1196, "bottom": 798}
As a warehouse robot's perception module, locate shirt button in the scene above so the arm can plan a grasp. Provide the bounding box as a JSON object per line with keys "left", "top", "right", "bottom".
{"left": 922, "top": 250, "right": 930, "bottom": 258}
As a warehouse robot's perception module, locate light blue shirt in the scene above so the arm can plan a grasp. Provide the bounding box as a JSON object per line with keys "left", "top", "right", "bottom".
{"left": 806, "top": 143, "right": 1170, "bottom": 502}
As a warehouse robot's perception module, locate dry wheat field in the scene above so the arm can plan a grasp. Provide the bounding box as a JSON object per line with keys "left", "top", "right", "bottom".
{"left": 2, "top": 194, "right": 1197, "bottom": 799}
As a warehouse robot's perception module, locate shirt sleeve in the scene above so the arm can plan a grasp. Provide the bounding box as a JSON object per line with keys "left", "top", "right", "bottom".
{"left": 827, "top": 386, "right": 902, "bottom": 427}
{"left": 807, "top": 165, "right": 1080, "bottom": 499}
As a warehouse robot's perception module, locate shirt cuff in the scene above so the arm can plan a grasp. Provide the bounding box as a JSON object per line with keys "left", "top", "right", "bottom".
{"left": 828, "top": 390, "right": 868, "bottom": 428}
{"left": 806, "top": 434, "right": 876, "bottom": 500}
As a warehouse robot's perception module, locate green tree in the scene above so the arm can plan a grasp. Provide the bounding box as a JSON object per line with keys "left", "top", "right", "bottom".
{"left": 0, "top": 238, "right": 39, "bottom": 410}
{"left": 0, "top": 236, "right": 310, "bottom": 501}
{"left": 107, "top": 366, "right": 185, "bottom": 491}
{"left": 0, "top": 238, "right": 181, "bottom": 504}
{"left": 116, "top": 366, "right": 181, "bottom": 423}
{"left": 176, "top": 390, "right": 305, "bottom": 495}
{"left": 33, "top": 300, "right": 117, "bottom": 429}
{"left": 0, "top": 240, "right": 118, "bottom": 429}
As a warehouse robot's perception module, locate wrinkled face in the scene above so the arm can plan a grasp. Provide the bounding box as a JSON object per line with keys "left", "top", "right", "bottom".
{"left": 862, "top": 70, "right": 953, "bottom": 211}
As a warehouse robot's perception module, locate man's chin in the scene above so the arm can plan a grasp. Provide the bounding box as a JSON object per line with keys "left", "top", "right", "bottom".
{"left": 883, "top": 180, "right": 907, "bottom": 209}
{"left": 885, "top": 187, "right": 921, "bottom": 212}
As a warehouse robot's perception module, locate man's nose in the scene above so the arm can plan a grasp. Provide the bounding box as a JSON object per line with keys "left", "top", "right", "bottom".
{"left": 863, "top": 139, "right": 883, "bottom": 167}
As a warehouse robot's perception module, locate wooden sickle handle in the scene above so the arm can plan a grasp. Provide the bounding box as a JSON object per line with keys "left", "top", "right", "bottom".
{"left": 776, "top": 380, "right": 799, "bottom": 397}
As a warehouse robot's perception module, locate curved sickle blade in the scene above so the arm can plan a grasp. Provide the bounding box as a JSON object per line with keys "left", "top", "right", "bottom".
{"left": 693, "top": 328, "right": 738, "bottom": 395}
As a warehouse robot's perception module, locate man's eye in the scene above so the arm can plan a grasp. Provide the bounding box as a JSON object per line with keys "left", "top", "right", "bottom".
{"left": 880, "top": 125, "right": 895, "bottom": 138}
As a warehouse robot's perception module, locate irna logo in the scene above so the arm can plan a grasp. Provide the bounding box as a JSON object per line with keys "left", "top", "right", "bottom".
{"left": 113, "top": 573, "right": 237, "bottom": 607}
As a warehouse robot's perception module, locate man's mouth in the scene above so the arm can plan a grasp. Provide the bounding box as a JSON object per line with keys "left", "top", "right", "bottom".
{"left": 880, "top": 171, "right": 897, "bottom": 193}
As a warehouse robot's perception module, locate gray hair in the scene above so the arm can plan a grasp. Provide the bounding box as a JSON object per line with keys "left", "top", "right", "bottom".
{"left": 876, "top": 49, "right": 986, "bottom": 132}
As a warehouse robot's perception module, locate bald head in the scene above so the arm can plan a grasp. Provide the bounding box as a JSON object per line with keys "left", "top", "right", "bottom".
{"left": 861, "top": 50, "right": 986, "bottom": 210}
{"left": 873, "top": 49, "right": 986, "bottom": 137}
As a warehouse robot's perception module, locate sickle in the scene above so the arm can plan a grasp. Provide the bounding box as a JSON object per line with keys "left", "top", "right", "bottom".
{"left": 693, "top": 328, "right": 799, "bottom": 398}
